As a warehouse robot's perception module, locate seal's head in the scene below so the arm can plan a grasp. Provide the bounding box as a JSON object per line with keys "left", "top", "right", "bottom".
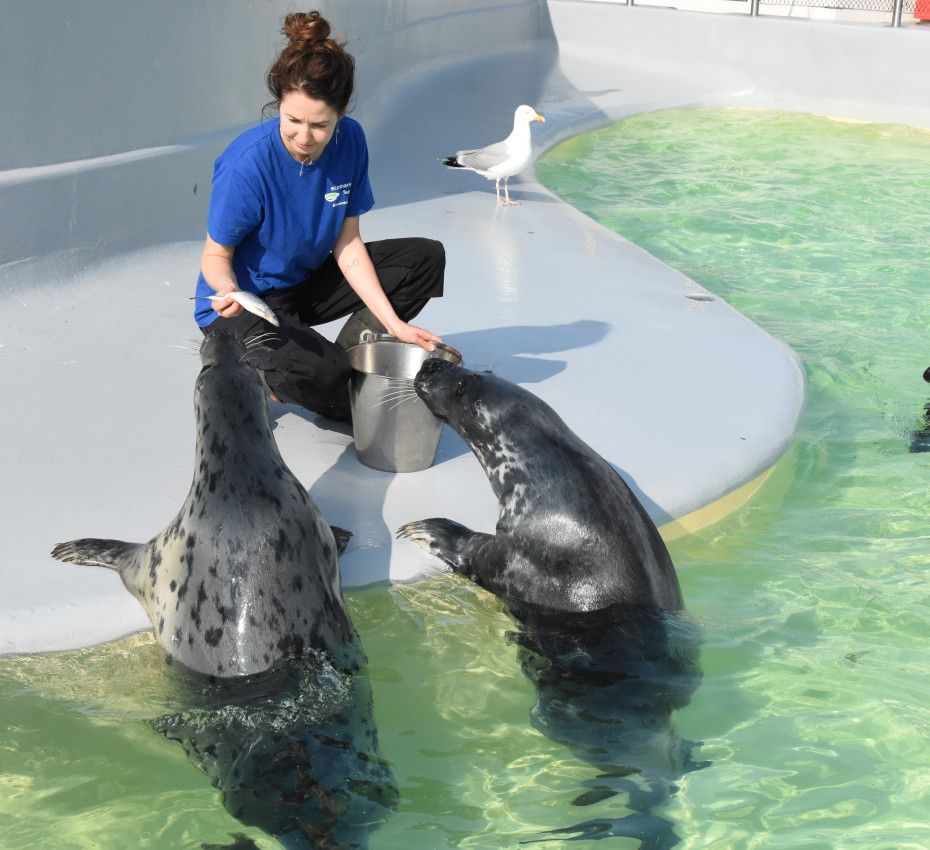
{"left": 414, "top": 359, "right": 535, "bottom": 438}
{"left": 197, "top": 331, "right": 266, "bottom": 409}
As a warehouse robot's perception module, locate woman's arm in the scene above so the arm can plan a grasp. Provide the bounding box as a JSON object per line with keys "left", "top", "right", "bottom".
{"left": 200, "top": 235, "right": 244, "bottom": 319}
{"left": 332, "top": 217, "right": 442, "bottom": 350}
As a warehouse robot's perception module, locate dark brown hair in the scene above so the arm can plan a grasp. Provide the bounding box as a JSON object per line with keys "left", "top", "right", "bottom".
{"left": 265, "top": 11, "right": 354, "bottom": 115}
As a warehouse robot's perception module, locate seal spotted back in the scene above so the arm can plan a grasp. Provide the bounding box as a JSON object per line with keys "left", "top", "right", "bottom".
{"left": 51, "top": 331, "right": 358, "bottom": 677}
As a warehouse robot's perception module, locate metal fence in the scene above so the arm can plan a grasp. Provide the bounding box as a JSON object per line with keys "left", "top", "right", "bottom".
{"left": 760, "top": 0, "right": 913, "bottom": 8}
{"left": 751, "top": 0, "right": 919, "bottom": 24}
{"left": 626, "top": 0, "right": 924, "bottom": 26}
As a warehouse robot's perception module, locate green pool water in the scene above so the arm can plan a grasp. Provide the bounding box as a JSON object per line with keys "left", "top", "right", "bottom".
{"left": 3, "top": 108, "right": 930, "bottom": 849}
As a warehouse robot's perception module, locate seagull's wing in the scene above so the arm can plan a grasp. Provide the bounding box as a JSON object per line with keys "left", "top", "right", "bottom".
{"left": 456, "top": 139, "right": 512, "bottom": 173}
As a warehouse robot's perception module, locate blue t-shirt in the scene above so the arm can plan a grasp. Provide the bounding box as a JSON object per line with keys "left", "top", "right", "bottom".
{"left": 194, "top": 115, "right": 375, "bottom": 326}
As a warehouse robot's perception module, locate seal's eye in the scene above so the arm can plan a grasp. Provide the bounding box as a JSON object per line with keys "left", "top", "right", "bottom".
{"left": 454, "top": 381, "right": 467, "bottom": 397}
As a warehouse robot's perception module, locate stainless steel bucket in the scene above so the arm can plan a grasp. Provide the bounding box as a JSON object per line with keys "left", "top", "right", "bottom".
{"left": 345, "top": 332, "right": 462, "bottom": 472}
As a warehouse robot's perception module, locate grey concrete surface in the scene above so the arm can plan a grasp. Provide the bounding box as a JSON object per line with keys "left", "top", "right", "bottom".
{"left": 3, "top": 0, "right": 926, "bottom": 655}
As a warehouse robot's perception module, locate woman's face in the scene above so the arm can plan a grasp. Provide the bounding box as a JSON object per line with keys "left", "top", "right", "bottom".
{"left": 278, "top": 89, "right": 342, "bottom": 162}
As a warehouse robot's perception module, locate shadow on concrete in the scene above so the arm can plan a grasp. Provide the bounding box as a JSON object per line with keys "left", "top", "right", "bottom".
{"left": 444, "top": 319, "right": 611, "bottom": 382}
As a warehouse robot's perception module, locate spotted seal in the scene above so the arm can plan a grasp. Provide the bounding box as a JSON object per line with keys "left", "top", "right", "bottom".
{"left": 398, "top": 361, "right": 699, "bottom": 848}
{"left": 52, "top": 331, "right": 397, "bottom": 848}
{"left": 51, "top": 330, "right": 357, "bottom": 677}
{"left": 397, "top": 360, "right": 683, "bottom": 612}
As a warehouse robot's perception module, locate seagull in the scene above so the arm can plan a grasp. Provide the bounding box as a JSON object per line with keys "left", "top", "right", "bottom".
{"left": 441, "top": 104, "right": 545, "bottom": 206}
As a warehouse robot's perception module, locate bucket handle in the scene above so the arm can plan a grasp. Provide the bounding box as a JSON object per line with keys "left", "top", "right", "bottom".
{"left": 358, "top": 329, "right": 392, "bottom": 344}
{"left": 358, "top": 330, "right": 462, "bottom": 362}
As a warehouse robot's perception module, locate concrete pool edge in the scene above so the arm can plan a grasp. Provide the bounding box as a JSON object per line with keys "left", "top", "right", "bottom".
{"left": 5, "top": 1, "right": 927, "bottom": 657}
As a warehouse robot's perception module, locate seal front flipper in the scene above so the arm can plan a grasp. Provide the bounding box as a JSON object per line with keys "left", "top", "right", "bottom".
{"left": 51, "top": 538, "right": 142, "bottom": 571}
{"left": 396, "top": 518, "right": 492, "bottom": 571}
{"left": 330, "top": 526, "right": 352, "bottom": 555}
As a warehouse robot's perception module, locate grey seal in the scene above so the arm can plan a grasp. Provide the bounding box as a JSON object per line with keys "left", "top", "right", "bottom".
{"left": 52, "top": 330, "right": 397, "bottom": 848}
{"left": 398, "top": 361, "right": 700, "bottom": 849}
{"left": 52, "top": 330, "right": 357, "bottom": 678}
{"left": 397, "top": 360, "right": 683, "bottom": 612}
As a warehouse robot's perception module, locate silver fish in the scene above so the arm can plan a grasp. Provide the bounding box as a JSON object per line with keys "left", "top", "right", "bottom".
{"left": 192, "top": 291, "right": 280, "bottom": 327}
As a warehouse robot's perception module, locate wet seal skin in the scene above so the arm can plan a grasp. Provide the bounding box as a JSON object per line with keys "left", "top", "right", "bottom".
{"left": 52, "top": 330, "right": 357, "bottom": 678}
{"left": 398, "top": 360, "right": 705, "bottom": 849}
{"left": 52, "top": 331, "right": 396, "bottom": 849}
{"left": 398, "top": 360, "right": 682, "bottom": 613}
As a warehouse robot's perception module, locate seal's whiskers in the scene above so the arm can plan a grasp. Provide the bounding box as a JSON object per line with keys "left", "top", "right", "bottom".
{"left": 371, "top": 393, "right": 418, "bottom": 409}
{"left": 386, "top": 394, "right": 420, "bottom": 412}
{"left": 241, "top": 332, "right": 281, "bottom": 363}
{"left": 372, "top": 382, "right": 419, "bottom": 405}
{"left": 371, "top": 389, "right": 421, "bottom": 410}
{"left": 375, "top": 387, "right": 417, "bottom": 399}
{"left": 245, "top": 332, "right": 279, "bottom": 348}
{"left": 170, "top": 339, "right": 203, "bottom": 355}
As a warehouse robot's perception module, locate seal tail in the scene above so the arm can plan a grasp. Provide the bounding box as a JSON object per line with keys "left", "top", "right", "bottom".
{"left": 51, "top": 538, "right": 142, "bottom": 571}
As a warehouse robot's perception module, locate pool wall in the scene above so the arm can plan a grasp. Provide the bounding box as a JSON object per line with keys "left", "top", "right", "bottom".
{"left": 1, "top": 0, "right": 549, "bottom": 279}
{"left": 6, "top": 1, "right": 927, "bottom": 282}
{"left": 3, "top": 1, "right": 928, "bottom": 655}
{"left": 547, "top": 1, "right": 930, "bottom": 130}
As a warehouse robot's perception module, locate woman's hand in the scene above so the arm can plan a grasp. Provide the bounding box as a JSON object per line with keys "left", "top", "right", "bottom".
{"left": 390, "top": 321, "right": 443, "bottom": 352}
{"left": 210, "top": 282, "right": 245, "bottom": 319}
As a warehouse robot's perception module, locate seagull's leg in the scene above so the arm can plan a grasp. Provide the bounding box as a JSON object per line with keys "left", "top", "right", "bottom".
{"left": 495, "top": 178, "right": 503, "bottom": 205}
{"left": 502, "top": 177, "right": 520, "bottom": 206}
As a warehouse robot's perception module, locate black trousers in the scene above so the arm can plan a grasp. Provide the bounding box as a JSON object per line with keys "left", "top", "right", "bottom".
{"left": 203, "top": 237, "right": 445, "bottom": 421}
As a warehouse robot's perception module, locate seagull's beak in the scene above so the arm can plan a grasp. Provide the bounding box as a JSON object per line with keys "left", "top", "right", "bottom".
{"left": 534, "top": 114, "right": 546, "bottom": 123}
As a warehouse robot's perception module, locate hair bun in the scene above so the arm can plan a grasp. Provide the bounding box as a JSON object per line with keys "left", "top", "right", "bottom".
{"left": 282, "top": 11, "right": 331, "bottom": 51}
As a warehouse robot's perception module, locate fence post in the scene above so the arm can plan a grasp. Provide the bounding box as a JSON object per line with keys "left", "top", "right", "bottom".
{"left": 892, "top": 0, "right": 904, "bottom": 25}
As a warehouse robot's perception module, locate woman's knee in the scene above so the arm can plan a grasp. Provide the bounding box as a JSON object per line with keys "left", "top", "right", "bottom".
{"left": 409, "top": 238, "right": 445, "bottom": 298}
{"left": 418, "top": 238, "right": 445, "bottom": 276}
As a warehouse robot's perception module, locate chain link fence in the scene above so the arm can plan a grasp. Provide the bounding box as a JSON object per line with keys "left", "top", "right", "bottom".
{"left": 759, "top": 0, "right": 915, "bottom": 11}
{"left": 631, "top": 0, "right": 926, "bottom": 25}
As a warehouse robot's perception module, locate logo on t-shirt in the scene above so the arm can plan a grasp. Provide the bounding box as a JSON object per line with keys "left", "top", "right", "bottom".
{"left": 326, "top": 182, "right": 352, "bottom": 208}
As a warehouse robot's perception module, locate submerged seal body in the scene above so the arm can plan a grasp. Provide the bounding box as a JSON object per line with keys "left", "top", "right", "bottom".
{"left": 53, "top": 331, "right": 397, "bottom": 847}
{"left": 909, "top": 366, "right": 930, "bottom": 452}
{"left": 52, "top": 330, "right": 357, "bottom": 677}
{"left": 398, "top": 362, "right": 700, "bottom": 848}
{"left": 153, "top": 651, "right": 397, "bottom": 850}
{"left": 397, "top": 360, "right": 683, "bottom": 612}
{"left": 508, "top": 602, "right": 704, "bottom": 848}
